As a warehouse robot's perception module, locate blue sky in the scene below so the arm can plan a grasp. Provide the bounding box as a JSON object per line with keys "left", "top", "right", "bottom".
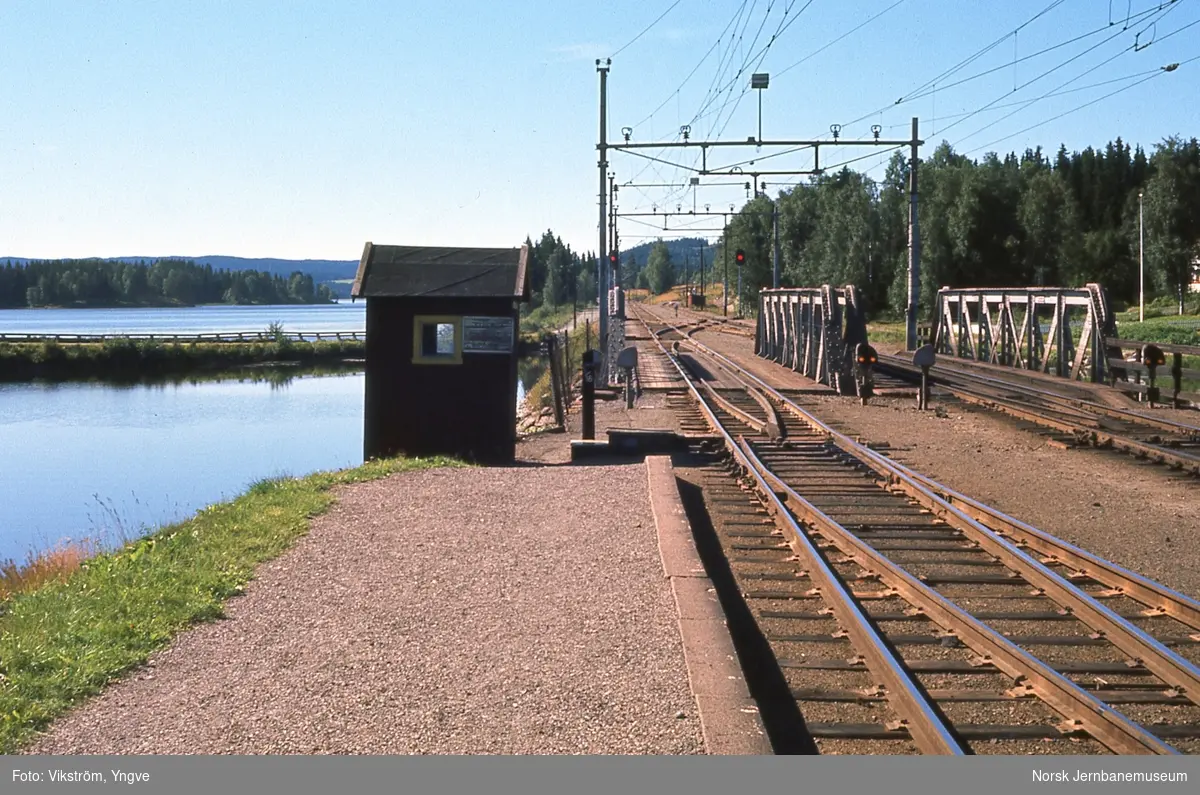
{"left": 2, "top": 0, "right": 1197, "bottom": 261}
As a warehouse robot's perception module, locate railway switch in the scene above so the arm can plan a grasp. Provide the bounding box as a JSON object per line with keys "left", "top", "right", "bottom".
{"left": 854, "top": 343, "right": 878, "bottom": 405}
{"left": 1141, "top": 344, "right": 1165, "bottom": 406}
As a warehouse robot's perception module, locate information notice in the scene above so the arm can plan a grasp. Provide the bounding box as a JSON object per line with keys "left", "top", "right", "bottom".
{"left": 462, "top": 316, "right": 513, "bottom": 354}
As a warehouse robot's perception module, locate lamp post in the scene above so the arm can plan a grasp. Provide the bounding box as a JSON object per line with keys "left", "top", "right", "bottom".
{"left": 1139, "top": 191, "right": 1144, "bottom": 323}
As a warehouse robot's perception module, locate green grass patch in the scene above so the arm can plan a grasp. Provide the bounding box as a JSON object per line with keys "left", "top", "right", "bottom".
{"left": 0, "top": 338, "right": 365, "bottom": 383}
{"left": 523, "top": 323, "right": 590, "bottom": 414}
{"left": 0, "top": 454, "right": 463, "bottom": 753}
{"left": 867, "top": 320, "right": 908, "bottom": 349}
{"left": 519, "top": 303, "right": 581, "bottom": 335}
{"left": 1112, "top": 316, "right": 1200, "bottom": 347}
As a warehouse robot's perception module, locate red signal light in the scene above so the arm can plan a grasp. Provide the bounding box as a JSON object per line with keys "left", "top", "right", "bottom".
{"left": 735, "top": 249, "right": 745, "bottom": 263}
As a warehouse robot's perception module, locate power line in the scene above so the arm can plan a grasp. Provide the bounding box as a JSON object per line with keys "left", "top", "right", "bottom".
{"left": 835, "top": 0, "right": 1073, "bottom": 132}
{"left": 945, "top": 5, "right": 1193, "bottom": 145}
{"left": 622, "top": 0, "right": 755, "bottom": 190}
{"left": 611, "top": 0, "right": 686, "bottom": 58}
{"left": 698, "top": 0, "right": 816, "bottom": 135}
{"left": 775, "top": 0, "right": 907, "bottom": 79}
{"left": 962, "top": 54, "right": 1196, "bottom": 156}
{"left": 710, "top": 0, "right": 812, "bottom": 139}
{"left": 630, "top": 40, "right": 722, "bottom": 130}
{"left": 691, "top": 0, "right": 757, "bottom": 126}
{"left": 899, "top": 2, "right": 1175, "bottom": 104}
{"left": 703, "top": 1, "right": 780, "bottom": 138}
{"left": 883, "top": 66, "right": 1164, "bottom": 128}
{"left": 903, "top": 0, "right": 1069, "bottom": 101}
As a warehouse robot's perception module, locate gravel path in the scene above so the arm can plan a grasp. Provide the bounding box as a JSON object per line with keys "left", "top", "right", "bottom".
{"left": 27, "top": 466, "right": 705, "bottom": 755}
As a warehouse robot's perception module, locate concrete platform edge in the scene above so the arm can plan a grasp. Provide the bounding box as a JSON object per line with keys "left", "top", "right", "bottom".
{"left": 645, "top": 455, "right": 772, "bottom": 756}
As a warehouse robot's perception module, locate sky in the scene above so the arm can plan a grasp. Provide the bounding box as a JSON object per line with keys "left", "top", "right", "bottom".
{"left": 2, "top": 0, "right": 1198, "bottom": 261}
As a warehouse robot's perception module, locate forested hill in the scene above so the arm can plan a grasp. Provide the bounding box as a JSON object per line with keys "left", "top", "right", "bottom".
{"left": 0, "top": 258, "right": 339, "bottom": 308}
{"left": 618, "top": 238, "right": 709, "bottom": 269}
{"left": 185, "top": 256, "right": 358, "bottom": 283}
{"left": 0, "top": 256, "right": 360, "bottom": 284}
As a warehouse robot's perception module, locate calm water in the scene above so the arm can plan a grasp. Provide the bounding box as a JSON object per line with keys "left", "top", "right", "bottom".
{"left": 0, "top": 305, "right": 539, "bottom": 564}
{"left": 0, "top": 302, "right": 365, "bottom": 336}
{"left": 0, "top": 372, "right": 366, "bottom": 563}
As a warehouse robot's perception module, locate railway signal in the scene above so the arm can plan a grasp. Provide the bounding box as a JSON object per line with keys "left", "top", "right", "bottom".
{"left": 735, "top": 250, "right": 745, "bottom": 264}
{"left": 855, "top": 343, "right": 878, "bottom": 406}
{"left": 1141, "top": 343, "right": 1165, "bottom": 406}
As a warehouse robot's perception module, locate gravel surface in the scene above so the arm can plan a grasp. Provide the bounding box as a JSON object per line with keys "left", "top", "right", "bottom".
{"left": 27, "top": 466, "right": 705, "bottom": 755}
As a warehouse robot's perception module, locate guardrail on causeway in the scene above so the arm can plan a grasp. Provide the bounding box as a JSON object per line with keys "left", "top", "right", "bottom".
{"left": 0, "top": 331, "right": 366, "bottom": 344}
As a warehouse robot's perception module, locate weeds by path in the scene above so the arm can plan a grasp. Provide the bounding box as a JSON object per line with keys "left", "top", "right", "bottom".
{"left": 0, "top": 455, "right": 463, "bottom": 752}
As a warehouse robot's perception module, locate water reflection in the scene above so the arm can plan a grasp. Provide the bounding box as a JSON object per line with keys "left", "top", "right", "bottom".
{"left": 0, "top": 370, "right": 365, "bottom": 563}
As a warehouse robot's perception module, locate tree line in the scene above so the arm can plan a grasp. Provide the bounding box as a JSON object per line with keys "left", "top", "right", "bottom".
{"left": 0, "top": 258, "right": 337, "bottom": 308}
{"left": 521, "top": 230, "right": 597, "bottom": 311}
{"left": 712, "top": 136, "right": 1200, "bottom": 317}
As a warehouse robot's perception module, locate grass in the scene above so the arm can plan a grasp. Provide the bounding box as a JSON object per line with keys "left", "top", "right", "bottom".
{"left": 1113, "top": 316, "right": 1200, "bottom": 347}
{"left": 524, "top": 322, "right": 589, "bottom": 414}
{"left": 0, "top": 454, "right": 463, "bottom": 753}
{"left": 867, "top": 320, "right": 908, "bottom": 349}
{"left": 639, "top": 283, "right": 749, "bottom": 317}
{"left": 519, "top": 303, "right": 580, "bottom": 335}
{"left": 0, "top": 338, "right": 365, "bottom": 382}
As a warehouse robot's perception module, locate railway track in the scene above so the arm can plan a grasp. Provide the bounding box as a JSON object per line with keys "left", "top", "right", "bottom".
{"left": 631, "top": 302, "right": 1200, "bottom": 755}
{"left": 875, "top": 353, "right": 1200, "bottom": 476}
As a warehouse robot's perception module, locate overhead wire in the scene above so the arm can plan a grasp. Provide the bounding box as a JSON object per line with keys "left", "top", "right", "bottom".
{"left": 652, "top": 0, "right": 812, "bottom": 213}
{"left": 775, "top": 0, "right": 907, "bottom": 79}
{"left": 880, "top": 65, "right": 1165, "bottom": 128}
{"left": 963, "top": 51, "right": 1198, "bottom": 156}
{"left": 943, "top": 3, "right": 1192, "bottom": 145}
{"left": 611, "top": 0, "right": 686, "bottom": 59}
{"left": 899, "top": 1, "right": 1176, "bottom": 104}
{"left": 833, "top": 0, "right": 1074, "bottom": 132}
{"left": 623, "top": 0, "right": 756, "bottom": 198}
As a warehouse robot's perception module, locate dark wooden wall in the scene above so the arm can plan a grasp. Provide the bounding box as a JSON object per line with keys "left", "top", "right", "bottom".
{"left": 363, "top": 296, "right": 520, "bottom": 464}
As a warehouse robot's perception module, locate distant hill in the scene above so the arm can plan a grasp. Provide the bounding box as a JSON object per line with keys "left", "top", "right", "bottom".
{"left": 1, "top": 255, "right": 361, "bottom": 298}
{"left": 618, "top": 237, "right": 712, "bottom": 270}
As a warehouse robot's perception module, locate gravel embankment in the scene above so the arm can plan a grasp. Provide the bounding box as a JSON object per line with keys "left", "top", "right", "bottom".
{"left": 27, "top": 466, "right": 705, "bottom": 755}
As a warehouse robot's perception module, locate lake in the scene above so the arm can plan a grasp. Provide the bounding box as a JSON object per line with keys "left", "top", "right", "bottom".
{"left": 0, "top": 304, "right": 537, "bottom": 565}
{"left": 0, "top": 302, "right": 366, "bottom": 336}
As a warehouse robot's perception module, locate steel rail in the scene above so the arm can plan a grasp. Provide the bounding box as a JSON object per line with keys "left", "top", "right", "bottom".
{"left": 637, "top": 307, "right": 1187, "bottom": 753}
{"left": 878, "top": 353, "right": 1200, "bottom": 437}
{"left": 880, "top": 460, "right": 1200, "bottom": 632}
{"left": 684, "top": 344, "right": 786, "bottom": 437}
{"left": 635, "top": 308, "right": 968, "bottom": 755}
{"left": 874, "top": 358, "right": 1200, "bottom": 475}
{"left": 741, "top": 438, "right": 1177, "bottom": 755}
{"left": 646, "top": 316, "right": 783, "bottom": 437}
{"left": 674, "top": 326, "right": 1200, "bottom": 713}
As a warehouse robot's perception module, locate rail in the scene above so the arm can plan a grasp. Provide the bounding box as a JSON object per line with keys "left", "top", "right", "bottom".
{"left": 874, "top": 352, "right": 1200, "bottom": 475}
{"left": 632, "top": 302, "right": 1200, "bottom": 754}
{"left": 0, "top": 331, "right": 366, "bottom": 344}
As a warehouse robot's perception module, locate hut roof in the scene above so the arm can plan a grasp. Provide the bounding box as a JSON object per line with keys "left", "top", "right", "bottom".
{"left": 351, "top": 244, "right": 530, "bottom": 300}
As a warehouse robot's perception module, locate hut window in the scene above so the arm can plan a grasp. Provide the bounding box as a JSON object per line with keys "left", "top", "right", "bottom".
{"left": 412, "top": 316, "right": 463, "bottom": 364}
